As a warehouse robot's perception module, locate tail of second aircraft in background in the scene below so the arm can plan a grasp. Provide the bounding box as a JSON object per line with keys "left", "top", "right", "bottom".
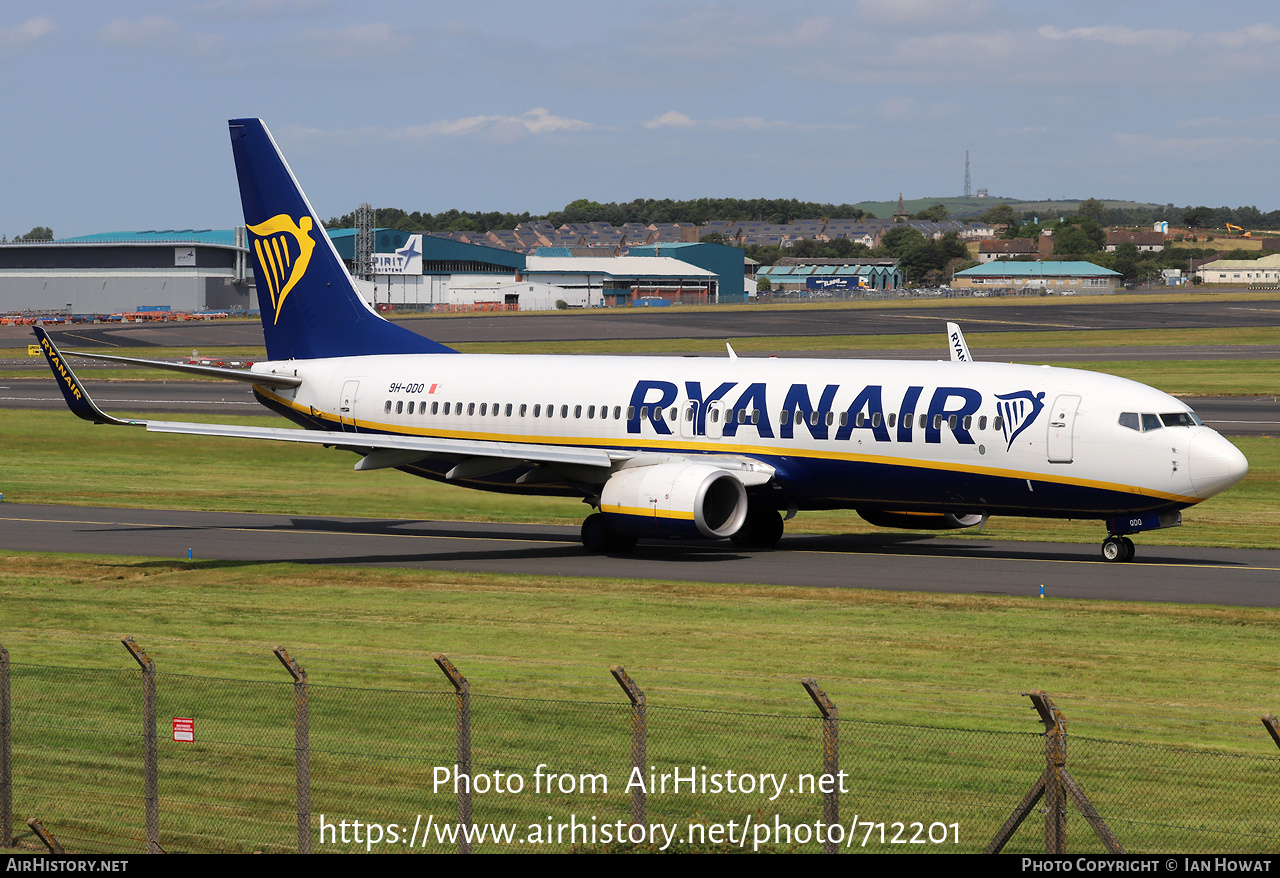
{"left": 228, "top": 118, "right": 456, "bottom": 361}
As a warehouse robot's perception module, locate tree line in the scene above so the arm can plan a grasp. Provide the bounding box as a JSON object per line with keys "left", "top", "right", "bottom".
{"left": 0, "top": 226, "right": 54, "bottom": 243}
{"left": 972, "top": 203, "right": 1276, "bottom": 286}
{"left": 325, "top": 198, "right": 872, "bottom": 233}
{"left": 978, "top": 198, "right": 1280, "bottom": 232}
{"left": 748, "top": 228, "right": 969, "bottom": 287}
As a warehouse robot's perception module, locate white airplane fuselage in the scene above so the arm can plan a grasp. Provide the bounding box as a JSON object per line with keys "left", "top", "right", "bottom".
{"left": 248, "top": 351, "right": 1245, "bottom": 520}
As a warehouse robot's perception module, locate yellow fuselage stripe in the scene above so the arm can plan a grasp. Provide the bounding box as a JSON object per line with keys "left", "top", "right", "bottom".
{"left": 254, "top": 386, "right": 1202, "bottom": 505}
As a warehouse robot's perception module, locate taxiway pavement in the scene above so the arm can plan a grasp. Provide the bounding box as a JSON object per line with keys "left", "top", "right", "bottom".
{"left": 1, "top": 503, "right": 1276, "bottom": 607}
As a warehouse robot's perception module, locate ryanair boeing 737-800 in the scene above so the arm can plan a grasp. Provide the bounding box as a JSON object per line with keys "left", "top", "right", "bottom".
{"left": 35, "top": 118, "right": 1249, "bottom": 562}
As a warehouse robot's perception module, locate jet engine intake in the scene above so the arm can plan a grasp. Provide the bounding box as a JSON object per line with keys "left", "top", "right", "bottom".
{"left": 600, "top": 462, "right": 748, "bottom": 539}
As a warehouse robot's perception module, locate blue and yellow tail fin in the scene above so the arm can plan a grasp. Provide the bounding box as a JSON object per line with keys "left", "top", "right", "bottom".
{"left": 228, "top": 118, "right": 456, "bottom": 360}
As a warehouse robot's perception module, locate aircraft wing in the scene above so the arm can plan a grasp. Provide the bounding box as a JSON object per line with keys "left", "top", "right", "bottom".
{"left": 32, "top": 326, "right": 774, "bottom": 483}
{"left": 143, "top": 419, "right": 616, "bottom": 469}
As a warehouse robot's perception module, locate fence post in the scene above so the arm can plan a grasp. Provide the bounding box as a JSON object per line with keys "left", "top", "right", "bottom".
{"left": 801, "top": 678, "right": 839, "bottom": 854}
{"left": 1028, "top": 691, "right": 1068, "bottom": 854}
{"left": 273, "top": 647, "right": 310, "bottom": 854}
{"left": 1261, "top": 715, "right": 1280, "bottom": 750}
{"left": 120, "top": 636, "right": 159, "bottom": 854}
{"left": 985, "top": 691, "right": 1123, "bottom": 855}
{"left": 25, "top": 818, "right": 64, "bottom": 855}
{"left": 434, "top": 655, "right": 472, "bottom": 855}
{"left": 610, "top": 666, "right": 646, "bottom": 827}
{"left": 1, "top": 643, "right": 10, "bottom": 848}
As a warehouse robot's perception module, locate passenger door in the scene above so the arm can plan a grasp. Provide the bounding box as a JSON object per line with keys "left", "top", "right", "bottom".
{"left": 1047, "top": 394, "right": 1080, "bottom": 463}
{"left": 338, "top": 380, "right": 360, "bottom": 433}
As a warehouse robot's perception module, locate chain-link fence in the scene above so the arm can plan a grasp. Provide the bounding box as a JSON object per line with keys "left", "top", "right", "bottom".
{"left": 2, "top": 642, "right": 1278, "bottom": 854}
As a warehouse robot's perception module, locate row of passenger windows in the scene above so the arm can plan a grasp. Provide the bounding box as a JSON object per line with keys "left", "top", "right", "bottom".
{"left": 1118, "top": 411, "right": 1202, "bottom": 432}
{"left": 381, "top": 398, "right": 1007, "bottom": 432}
{"left": 385, "top": 399, "right": 626, "bottom": 419}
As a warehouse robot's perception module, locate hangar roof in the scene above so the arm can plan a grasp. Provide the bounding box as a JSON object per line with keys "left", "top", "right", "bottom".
{"left": 954, "top": 261, "right": 1119, "bottom": 278}
{"left": 525, "top": 256, "right": 715, "bottom": 278}
{"left": 59, "top": 230, "right": 238, "bottom": 246}
{"left": 1197, "top": 254, "right": 1280, "bottom": 271}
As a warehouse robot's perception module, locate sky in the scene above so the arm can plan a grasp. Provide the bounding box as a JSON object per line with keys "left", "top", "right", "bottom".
{"left": 4, "top": 0, "right": 1280, "bottom": 237}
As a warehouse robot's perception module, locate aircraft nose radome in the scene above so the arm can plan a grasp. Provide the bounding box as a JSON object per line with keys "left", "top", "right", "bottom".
{"left": 1188, "top": 431, "right": 1249, "bottom": 499}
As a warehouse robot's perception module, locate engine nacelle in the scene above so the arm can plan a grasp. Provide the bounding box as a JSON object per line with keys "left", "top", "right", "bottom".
{"left": 600, "top": 462, "right": 748, "bottom": 539}
{"left": 857, "top": 510, "right": 985, "bottom": 530}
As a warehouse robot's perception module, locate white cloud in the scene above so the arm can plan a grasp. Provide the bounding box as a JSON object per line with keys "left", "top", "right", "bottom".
{"left": 644, "top": 111, "right": 696, "bottom": 129}
{"left": 1038, "top": 24, "right": 1191, "bottom": 48}
{"left": 293, "top": 22, "right": 411, "bottom": 60}
{"left": 0, "top": 16, "right": 56, "bottom": 58}
{"left": 1039, "top": 21, "right": 1280, "bottom": 51}
{"left": 518, "top": 107, "right": 591, "bottom": 134}
{"left": 290, "top": 109, "right": 594, "bottom": 147}
{"left": 1212, "top": 22, "right": 1280, "bottom": 47}
{"left": 98, "top": 16, "right": 222, "bottom": 58}
{"left": 185, "top": 0, "right": 326, "bottom": 18}
{"left": 639, "top": 111, "right": 822, "bottom": 133}
{"left": 1178, "top": 113, "right": 1280, "bottom": 131}
{"left": 617, "top": 7, "right": 834, "bottom": 62}
{"left": 856, "top": 0, "right": 992, "bottom": 27}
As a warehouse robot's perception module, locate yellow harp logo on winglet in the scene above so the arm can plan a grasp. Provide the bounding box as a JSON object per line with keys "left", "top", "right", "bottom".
{"left": 247, "top": 214, "right": 316, "bottom": 325}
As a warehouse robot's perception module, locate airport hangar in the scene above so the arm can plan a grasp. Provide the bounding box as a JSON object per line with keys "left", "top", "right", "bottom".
{"left": 0, "top": 228, "right": 747, "bottom": 315}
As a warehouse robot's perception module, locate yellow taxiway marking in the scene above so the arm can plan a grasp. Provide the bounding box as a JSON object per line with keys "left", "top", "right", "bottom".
{"left": 61, "top": 332, "right": 120, "bottom": 347}
{"left": 890, "top": 314, "right": 1088, "bottom": 330}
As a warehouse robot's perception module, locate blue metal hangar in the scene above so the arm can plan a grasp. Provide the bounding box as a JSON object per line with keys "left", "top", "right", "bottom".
{"left": 1, "top": 228, "right": 740, "bottom": 315}
{"left": 378, "top": 236, "right": 734, "bottom": 310}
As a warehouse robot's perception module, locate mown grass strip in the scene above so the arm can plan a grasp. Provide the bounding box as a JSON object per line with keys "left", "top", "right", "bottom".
{"left": 2, "top": 552, "right": 1279, "bottom": 750}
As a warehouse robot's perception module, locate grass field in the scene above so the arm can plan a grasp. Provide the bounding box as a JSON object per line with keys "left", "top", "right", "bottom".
{"left": 4, "top": 553, "right": 1279, "bottom": 738}
{"left": 3, "top": 553, "right": 1279, "bottom": 853}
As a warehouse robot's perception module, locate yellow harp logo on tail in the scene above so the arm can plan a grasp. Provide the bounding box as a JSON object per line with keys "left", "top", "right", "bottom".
{"left": 247, "top": 214, "right": 316, "bottom": 325}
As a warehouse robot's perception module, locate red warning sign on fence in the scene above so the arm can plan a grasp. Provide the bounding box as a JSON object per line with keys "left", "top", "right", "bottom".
{"left": 173, "top": 717, "right": 194, "bottom": 743}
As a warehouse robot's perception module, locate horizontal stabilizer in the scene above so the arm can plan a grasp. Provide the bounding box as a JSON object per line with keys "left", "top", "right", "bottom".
{"left": 59, "top": 348, "right": 302, "bottom": 387}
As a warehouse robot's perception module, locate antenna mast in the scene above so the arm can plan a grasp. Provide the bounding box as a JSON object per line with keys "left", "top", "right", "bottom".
{"left": 963, "top": 150, "right": 972, "bottom": 198}
{"left": 355, "top": 202, "right": 374, "bottom": 282}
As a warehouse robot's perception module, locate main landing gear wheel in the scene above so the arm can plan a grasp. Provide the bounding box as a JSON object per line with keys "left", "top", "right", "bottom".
{"left": 1101, "top": 536, "right": 1135, "bottom": 563}
{"left": 730, "top": 505, "right": 785, "bottom": 549}
{"left": 581, "top": 513, "right": 637, "bottom": 554}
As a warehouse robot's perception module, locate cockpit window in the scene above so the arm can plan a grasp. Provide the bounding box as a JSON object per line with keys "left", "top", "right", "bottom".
{"left": 1121, "top": 411, "right": 1195, "bottom": 432}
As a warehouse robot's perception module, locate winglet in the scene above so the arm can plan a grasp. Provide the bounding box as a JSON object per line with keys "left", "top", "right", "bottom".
{"left": 726, "top": 343, "right": 738, "bottom": 359}
{"left": 32, "top": 327, "right": 142, "bottom": 426}
{"left": 946, "top": 322, "right": 972, "bottom": 363}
